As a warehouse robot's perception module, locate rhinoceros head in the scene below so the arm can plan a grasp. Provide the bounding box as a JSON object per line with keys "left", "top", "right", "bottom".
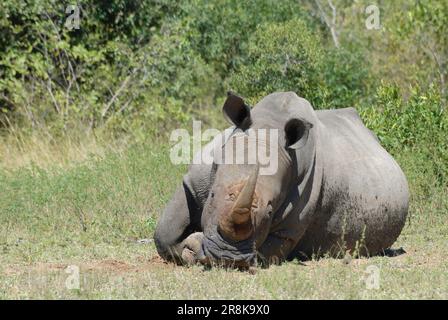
{"left": 200, "top": 92, "right": 315, "bottom": 266}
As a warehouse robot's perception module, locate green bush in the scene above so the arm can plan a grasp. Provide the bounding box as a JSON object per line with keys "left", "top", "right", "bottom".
{"left": 179, "top": 0, "right": 303, "bottom": 77}
{"left": 0, "top": 1, "right": 215, "bottom": 137}
{"left": 0, "top": 0, "right": 308, "bottom": 135}
{"left": 101, "top": 20, "right": 218, "bottom": 139}
{"left": 321, "top": 45, "right": 373, "bottom": 108}
{"left": 228, "top": 19, "right": 324, "bottom": 106}
{"left": 361, "top": 84, "right": 448, "bottom": 184}
{"left": 228, "top": 19, "right": 369, "bottom": 108}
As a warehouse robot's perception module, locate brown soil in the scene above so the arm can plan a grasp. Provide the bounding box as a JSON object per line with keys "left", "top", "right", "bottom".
{"left": 2, "top": 254, "right": 174, "bottom": 276}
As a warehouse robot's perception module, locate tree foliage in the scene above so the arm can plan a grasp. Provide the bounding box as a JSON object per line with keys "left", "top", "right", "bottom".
{"left": 228, "top": 19, "right": 369, "bottom": 108}
{"left": 0, "top": 0, "right": 446, "bottom": 182}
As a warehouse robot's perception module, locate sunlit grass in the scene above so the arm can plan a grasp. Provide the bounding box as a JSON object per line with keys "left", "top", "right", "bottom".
{"left": 0, "top": 135, "right": 447, "bottom": 299}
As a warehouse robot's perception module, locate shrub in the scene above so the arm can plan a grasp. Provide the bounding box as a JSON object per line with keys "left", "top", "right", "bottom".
{"left": 321, "top": 45, "right": 372, "bottom": 108}
{"left": 179, "top": 0, "right": 303, "bottom": 77}
{"left": 228, "top": 19, "right": 370, "bottom": 108}
{"left": 102, "top": 20, "right": 218, "bottom": 139}
{"left": 360, "top": 84, "right": 448, "bottom": 185}
{"left": 0, "top": 1, "right": 215, "bottom": 137}
{"left": 228, "top": 19, "right": 324, "bottom": 106}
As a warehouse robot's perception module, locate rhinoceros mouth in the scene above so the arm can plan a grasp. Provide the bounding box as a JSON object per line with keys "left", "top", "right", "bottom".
{"left": 202, "top": 225, "right": 256, "bottom": 266}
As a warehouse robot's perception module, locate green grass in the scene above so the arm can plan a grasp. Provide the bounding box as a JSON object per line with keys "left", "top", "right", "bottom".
{"left": 0, "top": 142, "right": 447, "bottom": 299}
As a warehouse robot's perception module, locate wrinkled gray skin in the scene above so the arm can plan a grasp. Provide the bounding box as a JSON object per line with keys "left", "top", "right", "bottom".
{"left": 154, "top": 92, "right": 409, "bottom": 267}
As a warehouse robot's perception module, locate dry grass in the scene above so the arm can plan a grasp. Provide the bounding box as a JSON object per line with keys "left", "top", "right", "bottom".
{"left": 0, "top": 128, "right": 128, "bottom": 170}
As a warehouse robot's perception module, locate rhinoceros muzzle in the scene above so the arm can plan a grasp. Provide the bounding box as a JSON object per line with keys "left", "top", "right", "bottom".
{"left": 200, "top": 166, "right": 262, "bottom": 267}
{"left": 202, "top": 225, "right": 256, "bottom": 267}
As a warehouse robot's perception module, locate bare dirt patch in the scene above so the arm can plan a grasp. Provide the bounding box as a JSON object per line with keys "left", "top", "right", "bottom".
{"left": 2, "top": 254, "right": 173, "bottom": 277}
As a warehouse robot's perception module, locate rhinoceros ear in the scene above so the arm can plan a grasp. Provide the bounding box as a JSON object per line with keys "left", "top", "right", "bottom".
{"left": 222, "top": 91, "right": 252, "bottom": 130}
{"left": 285, "top": 118, "right": 313, "bottom": 149}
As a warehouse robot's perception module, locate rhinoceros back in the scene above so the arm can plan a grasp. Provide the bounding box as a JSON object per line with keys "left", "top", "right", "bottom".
{"left": 295, "top": 107, "right": 409, "bottom": 257}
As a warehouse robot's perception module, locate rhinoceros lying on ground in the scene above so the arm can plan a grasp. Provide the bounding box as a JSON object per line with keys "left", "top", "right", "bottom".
{"left": 154, "top": 92, "right": 409, "bottom": 267}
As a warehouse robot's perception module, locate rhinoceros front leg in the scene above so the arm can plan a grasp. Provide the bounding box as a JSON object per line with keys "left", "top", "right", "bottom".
{"left": 179, "top": 232, "right": 207, "bottom": 265}
{"left": 154, "top": 183, "right": 204, "bottom": 265}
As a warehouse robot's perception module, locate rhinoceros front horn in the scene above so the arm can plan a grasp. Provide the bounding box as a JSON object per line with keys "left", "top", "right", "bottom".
{"left": 231, "top": 165, "right": 259, "bottom": 223}
{"left": 219, "top": 165, "right": 259, "bottom": 241}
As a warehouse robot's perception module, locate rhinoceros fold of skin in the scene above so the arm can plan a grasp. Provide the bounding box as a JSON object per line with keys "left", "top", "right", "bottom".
{"left": 154, "top": 92, "right": 409, "bottom": 267}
